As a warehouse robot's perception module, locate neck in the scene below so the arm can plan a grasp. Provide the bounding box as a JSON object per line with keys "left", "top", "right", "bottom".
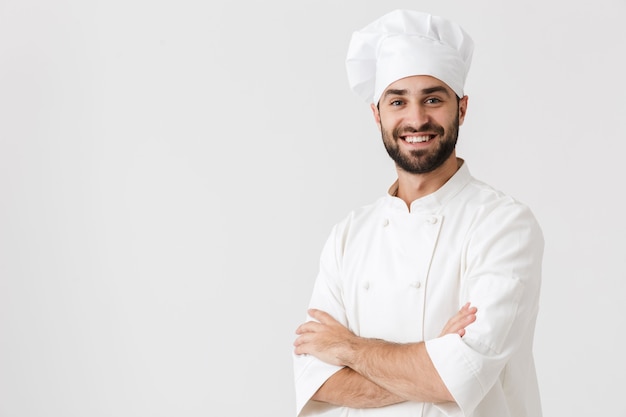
{"left": 394, "top": 155, "right": 461, "bottom": 208}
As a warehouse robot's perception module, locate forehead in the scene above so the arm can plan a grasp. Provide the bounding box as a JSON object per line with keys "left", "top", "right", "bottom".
{"left": 383, "top": 75, "right": 454, "bottom": 96}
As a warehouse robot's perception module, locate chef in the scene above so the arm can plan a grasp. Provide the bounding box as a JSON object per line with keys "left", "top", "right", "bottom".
{"left": 293, "top": 9, "right": 544, "bottom": 417}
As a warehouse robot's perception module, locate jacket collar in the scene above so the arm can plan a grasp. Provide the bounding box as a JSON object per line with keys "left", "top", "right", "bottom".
{"left": 385, "top": 158, "right": 472, "bottom": 213}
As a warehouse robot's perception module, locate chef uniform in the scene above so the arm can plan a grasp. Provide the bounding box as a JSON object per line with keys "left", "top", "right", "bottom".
{"left": 294, "top": 10, "right": 544, "bottom": 417}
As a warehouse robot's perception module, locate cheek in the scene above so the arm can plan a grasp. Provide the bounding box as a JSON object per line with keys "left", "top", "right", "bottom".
{"left": 378, "top": 113, "right": 398, "bottom": 130}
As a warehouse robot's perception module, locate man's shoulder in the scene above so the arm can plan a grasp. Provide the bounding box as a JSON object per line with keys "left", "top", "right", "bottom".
{"left": 326, "top": 196, "right": 388, "bottom": 239}
{"left": 341, "top": 195, "right": 387, "bottom": 223}
{"left": 461, "top": 177, "right": 543, "bottom": 237}
{"left": 463, "top": 176, "right": 532, "bottom": 213}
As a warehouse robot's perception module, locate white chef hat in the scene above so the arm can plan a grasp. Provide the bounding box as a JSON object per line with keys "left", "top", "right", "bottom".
{"left": 346, "top": 9, "right": 474, "bottom": 103}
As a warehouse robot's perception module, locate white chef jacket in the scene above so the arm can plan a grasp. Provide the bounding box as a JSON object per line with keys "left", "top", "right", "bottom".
{"left": 293, "top": 161, "right": 544, "bottom": 417}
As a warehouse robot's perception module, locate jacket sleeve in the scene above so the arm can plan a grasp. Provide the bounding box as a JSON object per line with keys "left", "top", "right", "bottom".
{"left": 293, "top": 223, "right": 348, "bottom": 416}
{"left": 425, "top": 201, "right": 544, "bottom": 417}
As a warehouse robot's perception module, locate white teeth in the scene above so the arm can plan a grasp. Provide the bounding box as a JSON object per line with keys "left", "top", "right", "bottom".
{"left": 404, "top": 135, "right": 430, "bottom": 143}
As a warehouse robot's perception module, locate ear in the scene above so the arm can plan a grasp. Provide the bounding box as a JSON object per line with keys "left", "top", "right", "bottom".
{"left": 458, "top": 96, "right": 469, "bottom": 126}
{"left": 370, "top": 103, "right": 382, "bottom": 130}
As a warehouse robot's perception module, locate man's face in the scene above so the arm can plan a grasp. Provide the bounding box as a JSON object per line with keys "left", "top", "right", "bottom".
{"left": 372, "top": 75, "right": 468, "bottom": 174}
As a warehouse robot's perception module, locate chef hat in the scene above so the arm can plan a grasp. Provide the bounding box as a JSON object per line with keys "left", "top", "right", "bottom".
{"left": 346, "top": 9, "right": 474, "bottom": 103}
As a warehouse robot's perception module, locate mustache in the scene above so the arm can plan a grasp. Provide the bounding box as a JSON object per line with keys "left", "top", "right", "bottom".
{"left": 395, "top": 122, "right": 445, "bottom": 137}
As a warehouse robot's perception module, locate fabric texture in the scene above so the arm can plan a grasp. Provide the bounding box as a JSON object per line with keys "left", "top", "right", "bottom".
{"left": 293, "top": 161, "right": 544, "bottom": 417}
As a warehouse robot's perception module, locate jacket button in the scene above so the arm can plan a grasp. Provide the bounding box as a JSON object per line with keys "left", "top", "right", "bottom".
{"left": 382, "top": 218, "right": 390, "bottom": 227}
{"left": 426, "top": 216, "right": 438, "bottom": 224}
{"left": 411, "top": 281, "right": 422, "bottom": 289}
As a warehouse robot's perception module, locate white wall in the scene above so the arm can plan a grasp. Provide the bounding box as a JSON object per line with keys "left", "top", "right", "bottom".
{"left": 1, "top": 0, "right": 625, "bottom": 416}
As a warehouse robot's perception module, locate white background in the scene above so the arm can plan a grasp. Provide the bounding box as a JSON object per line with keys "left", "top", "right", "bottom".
{"left": 1, "top": 0, "right": 625, "bottom": 416}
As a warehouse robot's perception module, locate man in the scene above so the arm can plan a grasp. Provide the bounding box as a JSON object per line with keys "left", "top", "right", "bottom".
{"left": 293, "top": 9, "right": 544, "bottom": 417}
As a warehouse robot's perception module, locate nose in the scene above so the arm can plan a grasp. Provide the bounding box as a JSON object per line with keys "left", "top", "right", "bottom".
{"left": 405, "top": 103, "right": 429, "bottom": 127}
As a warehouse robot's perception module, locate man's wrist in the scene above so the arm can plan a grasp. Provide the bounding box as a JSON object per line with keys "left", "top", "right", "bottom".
{"left": 338, "top": 334, "right": 362, "bottom": 368}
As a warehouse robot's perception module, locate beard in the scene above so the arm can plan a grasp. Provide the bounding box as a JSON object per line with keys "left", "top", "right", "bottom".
{"left": 381, "top": 112, "right": 460, "bottom": 174}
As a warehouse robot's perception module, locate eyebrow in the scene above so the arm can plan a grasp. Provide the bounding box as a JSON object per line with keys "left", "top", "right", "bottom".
{"left": 383, "top": 88, "right": 409, "bottom": 98}
{"left": 421, "top": 86, "right": 452, "bottom": 96}
{"left": 382, "top": 85, "right": 452, "bottom": 99}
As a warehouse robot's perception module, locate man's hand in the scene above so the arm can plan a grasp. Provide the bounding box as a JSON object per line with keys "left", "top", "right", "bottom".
{"left": 294, "top": 303, "right": 477, "bottom": 365}
{"left": 293, "top": 309, "right": 355, "bottom": 366}
{"left": 294, "top": 303, "right": 478, "bottom": 405}
{"left": 439, "top": 302, "right": 477, "bottom": 337}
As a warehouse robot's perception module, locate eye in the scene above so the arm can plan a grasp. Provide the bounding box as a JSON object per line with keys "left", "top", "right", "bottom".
{"left": 390, "top": 99, "right": 404, "bottom": 106}
{"left": 425, "top": 97, "right": 442, "bottom": 104}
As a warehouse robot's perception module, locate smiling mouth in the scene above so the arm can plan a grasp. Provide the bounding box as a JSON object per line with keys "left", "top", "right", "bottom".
{"left": 402, "top": 134, "right": 434, "bottom": 143}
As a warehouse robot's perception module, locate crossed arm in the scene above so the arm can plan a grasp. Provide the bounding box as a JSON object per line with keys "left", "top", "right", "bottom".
{"left": 293, "top": 303, "right": 477, "bottom": 408}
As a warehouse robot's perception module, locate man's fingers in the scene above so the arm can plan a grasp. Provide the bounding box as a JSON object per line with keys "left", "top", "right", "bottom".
{"left": 307, "top": 308, "right": 334, "bottom": 323}
{"left": 439, "top": 303, "right": 478, "bottom": 337}
{"left": 456, "top": 308, "right": 477, "bottom": 327}
{"left": 466, "top": 310, "right": 477, "bottom": 322}
{"left": 459, "top": 302, "right": 477, "bottom": 314}
{"left": 293, "top": 334, "right": 313, "bottom": 354}
{"left": 295, "top": 321, "right": 324, "bottom": 335}
{"left": 293, "top": 332, "right": 313, "bottom": 347}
